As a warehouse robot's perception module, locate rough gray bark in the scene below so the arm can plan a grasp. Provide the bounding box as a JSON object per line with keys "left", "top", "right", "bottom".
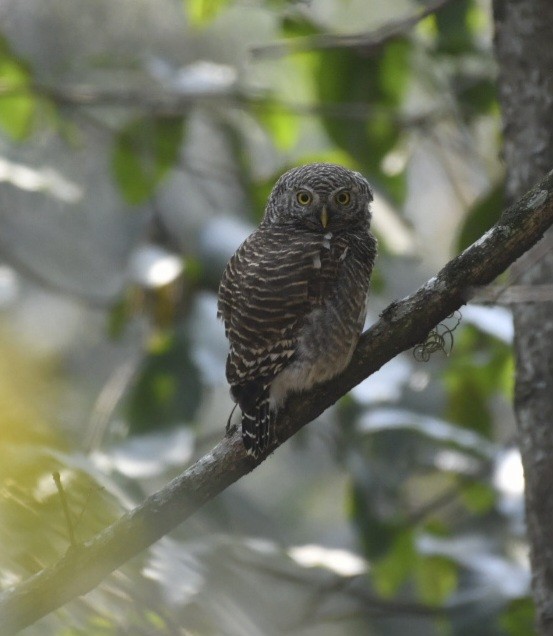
{"left": 1, "top": 170, "right": 552, "bottom": 635}
{"left": 493, "top": 1, "right": 553, "bottom": 633}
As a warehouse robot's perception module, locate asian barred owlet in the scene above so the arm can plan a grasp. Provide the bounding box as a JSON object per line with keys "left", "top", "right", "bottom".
{"left": 218, "top": 163, "right": 377, "bottom": 458}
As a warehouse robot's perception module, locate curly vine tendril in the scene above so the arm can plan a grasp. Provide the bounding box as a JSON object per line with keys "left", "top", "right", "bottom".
{"left": 412, "top": 310, "right": 462, "bottom": 362}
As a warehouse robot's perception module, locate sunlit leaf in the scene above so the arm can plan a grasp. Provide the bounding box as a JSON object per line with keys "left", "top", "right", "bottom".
{"left": 416, "top": 554, "right": 458, "bottom": 605}
{"left": 256, "top": 102, "right": 299, "bottom": 150}
{"left": 372, "top": 530, "right": 416, "bottom": 597}
{"left": 184, "top": 0, "right": 230, "bottom": 27}
{"left": 112, "top": 116, "right": 185, "bottom": 204}
{"left": 0, "top": 331, "right": 124, "bottom": 591}
{"left": 0, "top": 40, "right": 35, "bottom": 139}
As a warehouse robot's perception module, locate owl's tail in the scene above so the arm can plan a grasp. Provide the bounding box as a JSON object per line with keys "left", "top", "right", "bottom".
{"left": 241, "top": 386, "right": 274, "bottom": 459}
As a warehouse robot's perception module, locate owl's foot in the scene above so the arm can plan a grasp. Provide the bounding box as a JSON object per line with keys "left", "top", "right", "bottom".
{"left": 225, "top": 403, "right": 239, "bottom": 435}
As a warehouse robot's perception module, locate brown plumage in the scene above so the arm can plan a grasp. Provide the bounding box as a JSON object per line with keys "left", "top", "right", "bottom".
{"left": 218, "top": 163, "right": 377, "bottom": 457}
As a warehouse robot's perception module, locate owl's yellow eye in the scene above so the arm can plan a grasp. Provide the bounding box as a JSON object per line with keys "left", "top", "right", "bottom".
{"left": 335, "top": 191, "right": 351, "bottom": 205}
{"left": 296, "top": 190, "right": 312, "bottom": 206}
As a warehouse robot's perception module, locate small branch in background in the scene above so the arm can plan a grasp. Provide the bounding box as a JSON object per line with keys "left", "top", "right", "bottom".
{"left": 293, "top": 571, "right": 444, "bottom": 631}
{"left": 27, "top": 80, "right": 448, "bottom": 128}
{"left": 250, "top": 0, "right": 455, "bottom": 58}
{"left": 52, "top": 472, "right": 77, "bottom": 548}
{"left": 406, "top": 466, "right": 490, "bottom": 528}
{"left": 35, "top": 83, "right": 239, "bottom": 113}
{"left": 0, "top": 241, "right": 116, "bottom": 309}
{"left": 470, "top": 234, "right": 553, "bottom": 305}
{"left": 471, "top": 284, "right": 553, "bottom": 305}
{"left": 85, "top": 358, "right": 143, "bottom": 451}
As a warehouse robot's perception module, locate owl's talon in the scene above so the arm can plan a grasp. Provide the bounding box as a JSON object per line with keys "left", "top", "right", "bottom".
{"left": 225, "top": 404, "right": 239, "bottom": 435}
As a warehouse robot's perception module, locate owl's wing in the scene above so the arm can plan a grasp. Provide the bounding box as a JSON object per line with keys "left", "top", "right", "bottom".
{"left": 218, "top": 227, "right": 320, "bottom": 391}
{"left": 219, "top": 226, "right": 377, "bottom": 389}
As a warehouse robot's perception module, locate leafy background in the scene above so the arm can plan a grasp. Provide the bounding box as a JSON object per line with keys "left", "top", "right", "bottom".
{"left": 0, "top": 0, "right": 531, "bottom": 634}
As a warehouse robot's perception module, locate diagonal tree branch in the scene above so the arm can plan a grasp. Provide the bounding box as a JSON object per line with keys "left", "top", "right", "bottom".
{"left": 1, "top": 168, "right": 553, "bottom": 634}
{"left": 250, "top": 0, "right": 455, "bottom": 58}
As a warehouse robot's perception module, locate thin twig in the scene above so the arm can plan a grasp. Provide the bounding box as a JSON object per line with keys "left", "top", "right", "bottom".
{"left": 470, "top": 234, "right": 553, "bottom": 305}
{"left": 470, "top": 284, "right": 553, "bottom": 304}
{"left": 52, "top": 472, "right": 77, "bottom": 548}
{"left": 250, "top": 0, "right": 455, "bottom": 58}
{"left": 0, "top": 241, "right": 117, "bottom": 308}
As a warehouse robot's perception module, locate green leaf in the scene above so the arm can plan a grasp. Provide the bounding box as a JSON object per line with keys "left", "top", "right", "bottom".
{"left": 457, "top": 181, "right": 505, "bottom": 252}
{"left": 444, "top": 326, "right": 513, "bottom": 435}
{"left": 0, "top": 41, "right": 35, "bottom": 140}
{"left": 314, "top": 39, "right": 411, "bottom": 202}
{"left": 107, "top": 291, "right": 136, "bottom": 339}
{"left": 456, "top": 76, "right": 498, "bottom": 118}
{"left": 416, "top": 555, "right": 458, "bottom": 605}
{"left": 499, "top": 597, "right": 535, "bottom": 636}
{"left": 184, "top": 0, "right": 230, "bottom": 27}
{"left": 372, "top": 530, "right": 416, "bottom": 597}
{"left": 460, "top": 480, "right": 496, "bottom": 513}
{"left": 348, "top": 476, "right": 402, "bottom": 560}
{"left": 126, "top": 329, "right": 201, "bottom": 432}
{"left": 280, "top": 12, "right": 321, "bottom": 38}
{"left": 112, "top": 116, "right": 185, "bottom": 204}
{"left": 433, "top": 0, "right": 474, "bottom": 55}
{"left": 256, "top": 102, "right": 299, "bottom": 151}
{"left": 446, "top": 372, "right": 492, "bottom": 437}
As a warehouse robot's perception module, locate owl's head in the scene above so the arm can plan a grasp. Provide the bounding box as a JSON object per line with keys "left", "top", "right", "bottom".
{"left": 263, "top": 163, "right": 373, "bottom": 232}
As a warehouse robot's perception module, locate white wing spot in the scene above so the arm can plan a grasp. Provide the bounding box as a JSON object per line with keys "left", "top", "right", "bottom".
{"left": 313, "top": 253, "right": 322, "bottom": 269}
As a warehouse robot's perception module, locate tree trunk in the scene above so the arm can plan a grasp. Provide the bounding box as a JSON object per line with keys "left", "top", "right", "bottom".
{"left": 493, "top": 1, "right": 553, "bottom": 633}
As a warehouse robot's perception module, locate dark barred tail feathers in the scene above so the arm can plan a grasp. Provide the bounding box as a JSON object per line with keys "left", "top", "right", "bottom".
{"left": 241, "top": 385, "right": 274, "bottom": 458}
{"left": 226, "top": 378, "right": 275, "bottom": 458}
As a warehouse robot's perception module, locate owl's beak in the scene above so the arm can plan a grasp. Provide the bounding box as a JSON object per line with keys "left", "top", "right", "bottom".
{"left": 320, "top": 206, "right": 329, "bottom": 229}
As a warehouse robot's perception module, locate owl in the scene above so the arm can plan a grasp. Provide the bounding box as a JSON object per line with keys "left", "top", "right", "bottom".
{"left": 217, "top": 163, "right": 377, "bottom": 458}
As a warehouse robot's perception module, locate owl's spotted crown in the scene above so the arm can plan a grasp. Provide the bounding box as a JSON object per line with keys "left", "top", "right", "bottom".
{"left": 263, "top": 162, "right": 373, "bottom": 229}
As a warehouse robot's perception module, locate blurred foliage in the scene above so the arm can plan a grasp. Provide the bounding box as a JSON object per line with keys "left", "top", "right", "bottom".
{"left": 0, "top": 0, "right": 534, "bottom": 635}
{"left": 434, "top": 0, "right": 474, "bottom": 55}
{"left": 500, "top": 598, "right": 536, "bottom": 636}
{"left": 444, "top": 325, "right": 513, "bottom": 437}
{"left": 457, "top": 180, "right": 505, "bottom": 251}
{"left": 0, "top": 329, "right": 122, "bottom": 584}
{"left": 315, "top": 40, "right": 410, "bottom": 203}
{"left": 184, "top": 0, "right": 231, "bottom": 27}
{"left": 112, "top": 116, "right": 186, "bottom": 204}
{"left": 0, "top": 37, "right": 35, "bottom": 140}
{"left": 126, "top": 329, "right": 202, "bottom": 433}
